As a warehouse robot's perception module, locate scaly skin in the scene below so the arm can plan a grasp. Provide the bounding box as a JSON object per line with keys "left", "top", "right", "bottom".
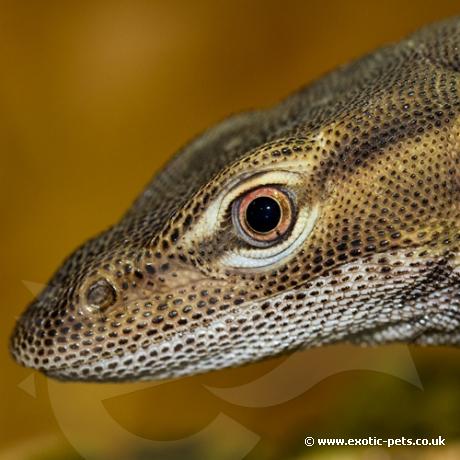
{"left": 10, "top": 17, "right": 460, "bottom": 381}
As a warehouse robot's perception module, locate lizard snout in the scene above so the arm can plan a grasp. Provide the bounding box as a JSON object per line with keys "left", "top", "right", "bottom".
{"left": 9, "top": 254, "right": 234, "bottom": 381}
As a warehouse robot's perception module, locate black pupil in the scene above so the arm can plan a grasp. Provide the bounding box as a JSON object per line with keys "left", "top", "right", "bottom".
{"left": 245, "top": 196, "right": 281, "bottom": 233}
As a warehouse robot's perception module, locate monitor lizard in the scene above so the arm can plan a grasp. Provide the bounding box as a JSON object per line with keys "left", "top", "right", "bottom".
{"left": 10, "top": 17, "right": 460, "bottom": 381}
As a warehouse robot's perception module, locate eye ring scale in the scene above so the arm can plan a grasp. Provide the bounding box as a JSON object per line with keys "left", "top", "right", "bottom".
{"left": 233, "top": 186, "right": 294, "bottom": 246}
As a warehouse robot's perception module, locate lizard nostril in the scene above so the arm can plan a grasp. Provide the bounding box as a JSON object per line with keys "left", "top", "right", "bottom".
{"left": 85, "top": 279, "right": 117, "bottom": 311}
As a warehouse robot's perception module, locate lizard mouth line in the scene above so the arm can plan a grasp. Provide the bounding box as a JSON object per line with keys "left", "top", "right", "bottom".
{"left": 15, "top": 248, "right": 445, "bottom": 378}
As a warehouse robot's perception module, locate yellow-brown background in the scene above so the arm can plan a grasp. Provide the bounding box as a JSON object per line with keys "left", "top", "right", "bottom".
{"left": 2, "top": 1, "right": 460, "bottom": 459}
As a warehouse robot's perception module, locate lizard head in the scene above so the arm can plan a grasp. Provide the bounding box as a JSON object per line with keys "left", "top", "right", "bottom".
{"left": 10, "top": 18, "right": 460, "bottom": 381}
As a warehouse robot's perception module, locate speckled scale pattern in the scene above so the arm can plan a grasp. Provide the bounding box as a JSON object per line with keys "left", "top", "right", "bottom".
{"left": 10, "top": 17, "right": 460, "bottom": 381}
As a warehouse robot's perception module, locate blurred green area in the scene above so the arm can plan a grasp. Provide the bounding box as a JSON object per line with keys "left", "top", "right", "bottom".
{"left": 2, "top": 1, "right": 460, "bottom": 459}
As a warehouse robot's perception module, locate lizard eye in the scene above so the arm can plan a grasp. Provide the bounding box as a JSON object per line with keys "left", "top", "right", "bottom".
{"left": 233, "top": 186, "right": 293, "bottom": 247}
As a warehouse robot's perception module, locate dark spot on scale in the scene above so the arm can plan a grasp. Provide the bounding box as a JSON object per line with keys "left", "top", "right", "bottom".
{"left": 170, "top": 229, "right": 180, "bottom": 242}
{"left": 134, "top": 270, "right": 144, "bottom": 279}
